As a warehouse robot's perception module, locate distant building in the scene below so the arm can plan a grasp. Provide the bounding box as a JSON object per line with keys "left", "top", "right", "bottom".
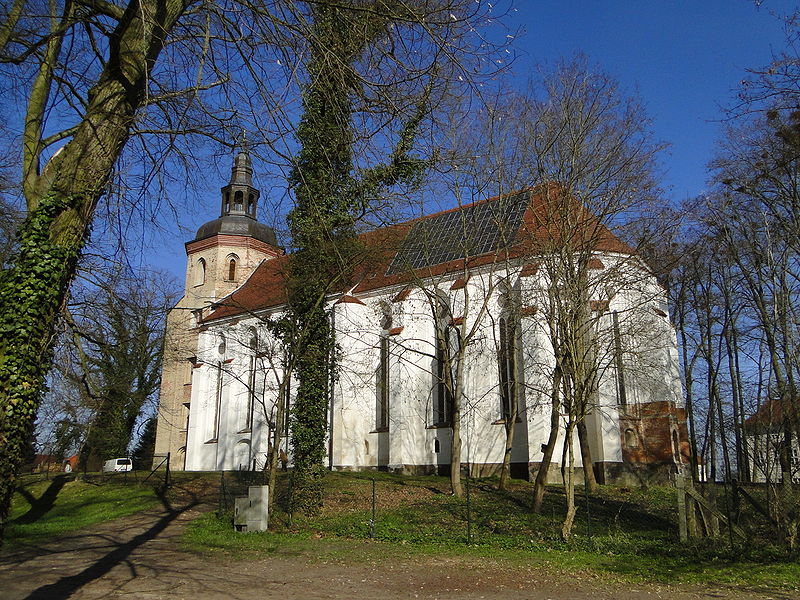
{"left": 63, "top": 454, "right": 79, "bottom": 473}
{"left": 154, "top": 149, "right": 689, "bottom": 485}
{"left": 744, "top": 398, "right": 800, "bottom": 483}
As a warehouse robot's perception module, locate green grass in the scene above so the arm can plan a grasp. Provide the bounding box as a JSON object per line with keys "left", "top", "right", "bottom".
{"left": 6, "top": 474, "right": 161, "bottom": 547}
{"left": 185, "top": 470, "right": 800, "bottom": 594}
{"left": 8, "top": 470, "right": 799, "bottom": 593}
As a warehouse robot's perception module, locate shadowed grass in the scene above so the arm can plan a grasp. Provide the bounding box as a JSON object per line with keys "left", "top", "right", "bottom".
{"left": 184, "top": 470, "right": 800, "bottom": 594}
{"left": 6, "top": 474, "right": 160, "bottom": 547}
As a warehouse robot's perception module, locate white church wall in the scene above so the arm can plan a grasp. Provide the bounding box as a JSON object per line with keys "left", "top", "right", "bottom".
{"left": 182, "top": 250, "right": 683, "bottom": 479}
{"left": 332, "top": 300, "right": 380, "bottom": 469}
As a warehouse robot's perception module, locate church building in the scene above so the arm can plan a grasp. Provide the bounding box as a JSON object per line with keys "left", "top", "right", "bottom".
{"left": 153, "top": 149, "right": 689, "bottom": 485}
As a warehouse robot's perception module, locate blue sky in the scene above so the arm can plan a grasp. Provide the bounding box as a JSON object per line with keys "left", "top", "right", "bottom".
{"left": 149, "top": 1, "right": 796, "bottom": 282}
{"left": 515, "top": 1, "right": 792, "bottom": 201}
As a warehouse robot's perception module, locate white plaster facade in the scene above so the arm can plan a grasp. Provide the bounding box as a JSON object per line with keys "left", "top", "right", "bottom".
{"left": 180, "top": 240, "right": 685, "bottom": 482}
{"left": 154, "top": 168, "right": 687, "bottom": 481}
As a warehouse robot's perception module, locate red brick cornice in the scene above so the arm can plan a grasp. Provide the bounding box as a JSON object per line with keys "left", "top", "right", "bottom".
{"left": 186, "top": 234, "right": 283, "bottom": 257}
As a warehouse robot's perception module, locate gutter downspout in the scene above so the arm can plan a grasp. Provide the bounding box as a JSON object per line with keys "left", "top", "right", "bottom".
{"left": 328, "top": 306, "right": 336, "bottom": 471}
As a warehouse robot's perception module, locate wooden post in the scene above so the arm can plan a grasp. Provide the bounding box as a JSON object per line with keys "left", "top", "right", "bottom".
{"left": 165, "top": 452, "right": 171, "bottom": 487}
{"left": 677, "top": 474, "right": 688, "bottom": 542}
{"left": 686, "top": 477, "right": 698, "bottom": 538}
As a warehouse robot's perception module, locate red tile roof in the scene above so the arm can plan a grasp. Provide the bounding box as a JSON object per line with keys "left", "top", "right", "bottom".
{"left": 744, "top": 398, "right": 799, "bottom": 432}
{"left": 203, "top": 186, "right": 636, "bottom": 323}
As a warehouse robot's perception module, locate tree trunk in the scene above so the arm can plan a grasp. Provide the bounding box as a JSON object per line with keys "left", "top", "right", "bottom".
{"left": 449, "top": 345, "right": 465, "bottom": 497}
{"left": 533, "top": 364, "right": 562, "bottom": 513}
{"left": 0, "top": 0, "right": 187, "bottom": 539}
{"left": 498, "top": 411, "right": 516, "bottom": 491}
{"left": 289, "top": 292, "right": 332, "bottom": 511}
{"left": 561, "top": 421, "right": 577, "bottom": 540}
{"left": 267, "top": 375, "right": 290, "bottom": 514}
{"left": 577, "top": 418, "right": 597, "bottom": 492}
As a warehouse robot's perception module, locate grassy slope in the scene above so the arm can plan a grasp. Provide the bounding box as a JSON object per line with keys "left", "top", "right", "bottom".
{"left": 6, "top": 474, "right": 160, "bottom": 547}
{"left": 185, "top": 471, "right": 800, "bottom": 593}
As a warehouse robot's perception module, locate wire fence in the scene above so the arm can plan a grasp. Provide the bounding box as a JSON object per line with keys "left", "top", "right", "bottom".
{"left": 217, "top": 469, "right": 268, "bottom": 515}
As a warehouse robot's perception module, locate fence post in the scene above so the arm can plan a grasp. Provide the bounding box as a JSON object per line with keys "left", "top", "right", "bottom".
{"left": 165, "top": 452, "right": 171, "bottom": 488}
{"left": 219, "top": 471, "right": 225, "bottom": 515}
{"left": 465, "top": 475, "right": 472, "bottom": 544}
{"left": 370, "top": 478, "right": 376, "bottom": 539}
{"left": 677, "top": 474, "right": 688, "bottom": 542}
{"left": 585, "top": 481, "right": 591, "bottom": 538}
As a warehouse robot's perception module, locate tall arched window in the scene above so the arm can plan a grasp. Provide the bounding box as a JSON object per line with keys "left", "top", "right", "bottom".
{"left": 498, "top": 316, "right": 517, "bottom": 422}
{"left": 244, "top": 329, "right": 258, "bottom": 431}
{"left": 612, "top": 311, "right": 628, "bottom": 409}
{"left": 195, "top": 258, "right": 206, "bottom": 286}
{"left": 376, "top": 302, "right": 392, "bottom": 431}
{"left": 210, "top": 335, "right": 226, "bottom": 441}
{"left": 433, "top": 293, "right": 453, "bottom": 426}
{"left": 497, "top": 285, "right": 520, "bottom": 423}
{"left": 234, "top": 190, "right": 243, "bottom": 211}
{"left": 228, "top": 258, "right": 237, "bottom": 281}
{"left": 224, "top": 192, "right": 230, "bottom": 214}
{"left": 248, "top": 193, "right": 255, "bottom": 215}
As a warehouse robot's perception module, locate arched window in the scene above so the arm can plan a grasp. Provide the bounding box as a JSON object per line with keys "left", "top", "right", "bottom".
{"left": 375, "top": 302, "right": 392, "bottom": 431}
{"left": 225, "top": 254, "right": 240, "bottom": 281}
{"left": 624, "top": 427, "right": 638, "bottom": 448}
{"left": 244, "top": 328, "right": 258, "bottom": 431}
{"left": 498, "top": 316, "right": 518, "bottom": 422}
{"left": 210, "top": 335, "right": 226, "bottom": 442}
{"left": 234, "top": 190, "right": 243, "bottom": 211}
{"left": 248, "top": 193, "right": 255, "bottom": 215}
{"left": 433, "top": 293, "right": 453, "bottom": 426}
{"left": 379, "top": 301, "right": 393, "bottom": 330}
{"left": 613, "top": 311, "right": 628, "bottom": 409}
{"left": 672, "top": 430, "right": 681, "bottom": 463}
{"left": 235, "top": 440, "right": 251, "bottom": 471}
{"left": 224, "top": 192, "right": 230, "bottom": 214}
{"left": 195, "top": 258, "right": 206, "bottom": 286}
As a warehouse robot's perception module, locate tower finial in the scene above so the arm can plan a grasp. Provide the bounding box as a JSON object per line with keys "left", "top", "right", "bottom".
{"left": 220, "top": 137, "right": 259, "bottom": 219}
{"left": 230, "top": 132, "right": 253, "bottom": 186}
{"left": 238, "top": 128, "right": 249, "bottom": 153}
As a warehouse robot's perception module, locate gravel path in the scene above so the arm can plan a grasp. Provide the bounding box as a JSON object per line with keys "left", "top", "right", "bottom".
{"left": 0, "top": 501, "right": 790, "bottom": 600}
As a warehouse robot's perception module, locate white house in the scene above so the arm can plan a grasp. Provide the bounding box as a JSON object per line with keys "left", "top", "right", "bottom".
{"left": 154, "top": 150, "right": 689, "bottom": 485}
{"left": 744, "top": 398, "right": 800, "bottom": 484}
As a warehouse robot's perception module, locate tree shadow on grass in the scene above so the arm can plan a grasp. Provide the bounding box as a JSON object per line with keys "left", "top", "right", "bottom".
{"left": 13, "top": 475, "right": 72, "bottom": 525}
{"left": 22, "top": 485, "right": 197, "bottom": 600}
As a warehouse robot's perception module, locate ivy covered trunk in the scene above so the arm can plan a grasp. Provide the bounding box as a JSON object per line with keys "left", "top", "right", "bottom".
{"left": 286, "top": 2, "right": 428, "bottom": 510}
{"left": 287, "top": 3, "right": 360, "bottom": 511}
{"left": 0, "top": 0, "right": 187, "bottom": 540}
{"left": 0, "top": 193, "right": 90, "bottom": 535}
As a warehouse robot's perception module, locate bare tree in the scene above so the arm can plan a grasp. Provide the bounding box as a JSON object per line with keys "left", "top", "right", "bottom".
{"left": 63, "top": 263, "right": 176, "bottom": 469}
{"left": 506, "top": 58, "right": 667, "bottom": 539}
{"left": 0, "top": 0, "right": 509, "bottom": 535}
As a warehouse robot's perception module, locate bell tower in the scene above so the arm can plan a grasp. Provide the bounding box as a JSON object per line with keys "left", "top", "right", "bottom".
{"left": 183, "top": 144, "right": 281, "bottom": 308}
{"left": 220, "top": 147, "right": 260, "bottom": 219}
{"left": 153, "top": 143, "right": 282, "bottom": 470}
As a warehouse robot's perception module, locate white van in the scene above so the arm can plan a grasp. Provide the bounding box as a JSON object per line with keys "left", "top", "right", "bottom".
{"left": 102, "top": 457, "right": 133, "bottom": 473}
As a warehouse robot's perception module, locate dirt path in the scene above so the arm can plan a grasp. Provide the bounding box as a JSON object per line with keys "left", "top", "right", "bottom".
{"left": 0, "top": 502, "right": 790, "bottom": 600}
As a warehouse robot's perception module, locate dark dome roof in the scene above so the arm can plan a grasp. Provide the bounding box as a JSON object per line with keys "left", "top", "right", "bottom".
{"left": 194, "top": 215, "right": 278, "bottom": 247}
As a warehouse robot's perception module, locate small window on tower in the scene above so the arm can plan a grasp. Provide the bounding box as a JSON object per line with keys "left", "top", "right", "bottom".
{"left": 624, "top": 428, "right": 638, "bottom": 449}
{"left": 194, "top": 258, "right": 206, "bottom": 286}
{"left": 234, "top": 190, "right": 243, "bottom": 211}
{"left": 248, "top": 194, "right": 255, "bottom": 215}
{"left": 228, "top": 258, "right": 236, "bottom": 281}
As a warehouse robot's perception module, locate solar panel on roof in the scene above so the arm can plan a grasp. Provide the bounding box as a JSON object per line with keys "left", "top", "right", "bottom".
{"left": 387, "top": 191, "right": 529, "bottom": 274}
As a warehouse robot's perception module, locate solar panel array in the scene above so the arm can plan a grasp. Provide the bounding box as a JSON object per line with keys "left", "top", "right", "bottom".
{"left": 387, "top": 191, "right": 530, "bottom": 274}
